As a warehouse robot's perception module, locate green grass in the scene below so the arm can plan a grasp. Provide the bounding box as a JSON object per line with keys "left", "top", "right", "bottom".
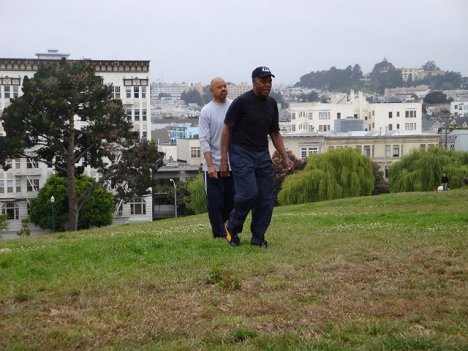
{"left": 0, "top": 189, "right": 467, "bottom": 350}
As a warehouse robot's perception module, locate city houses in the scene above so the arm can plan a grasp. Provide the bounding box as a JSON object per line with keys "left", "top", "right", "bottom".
{"left": 0, "top": 50, "right": 152, "bottom": 237}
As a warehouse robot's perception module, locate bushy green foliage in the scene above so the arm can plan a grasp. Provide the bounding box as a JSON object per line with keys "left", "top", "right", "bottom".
{"left": 185, "top": 173, "right": 207, "bottom": 214}
{"left": 389, "top": 147, "right": 468, "bottom": 192}
{"left": 278, "top": 148, "right": 374, "bottom": 205}
{"left": 30, "top": 175, "right": 114, "bottom": 231}
{"left": 0, "top": 214, "right": 7, "bottom": 237}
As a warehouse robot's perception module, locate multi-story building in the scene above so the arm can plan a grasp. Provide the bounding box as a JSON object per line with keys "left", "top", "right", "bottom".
{"left": 451, "top": 101, "right": 468, "bottom": 117}
{"left": 0, "top": 50, "right": 153, "bottom": 237}
{"left": 289, "top": 91, "right": 423, "bottom": 135}
{"left": 227, "top": 82, "right": 251, "bottom": 100}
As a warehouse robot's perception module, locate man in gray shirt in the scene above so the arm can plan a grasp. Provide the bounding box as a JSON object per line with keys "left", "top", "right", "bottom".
{"left": 199, "top": 77, "right": 235, "bottom": 238}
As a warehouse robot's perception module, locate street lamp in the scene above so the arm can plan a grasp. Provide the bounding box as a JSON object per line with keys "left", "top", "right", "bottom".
{"left": 169, "top": 179, "right": 177, "bottom": 218}
{"left": 50, "top": 195, "right": 56, "bottom": 232}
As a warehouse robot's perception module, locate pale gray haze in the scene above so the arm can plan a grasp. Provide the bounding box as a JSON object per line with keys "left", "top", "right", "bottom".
{"left": 2, "top": 0, "right": 467, "bottom": 85}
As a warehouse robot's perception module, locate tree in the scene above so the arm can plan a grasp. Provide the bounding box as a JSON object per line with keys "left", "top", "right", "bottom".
{"left": 272, "top": 150, "right": 307, "bottom": 199}
{"left": 278, "top": 148, "right": 374, "bottom": 205}
{"left": 30, "top": 174, "right": 115, "bottom": 231}
{"left": 297, "top": 91, "right": 320, "bottom": 102}
{"left": 423, "top": 91, "right": 448, "bottom": 104}
{"left": 0, "top": 214, "right": 7, "bottom": 238}
{"left": 181, "top": 89, "right": 203, "bottom": 106}
{"left": 389, "top": 147, "right": 468, "bottom": 192}
{"left": 0, "top": 59, "right": 164, "bottom": 231}
{"left": 185, "top": 174, "right": 207, "bottom": 214}
{"left": 371, "top": 161, "right": 389, "bottom": 194}
{"left": 422, "top": 61, "right": 439, "bottom": 71}
{"left": 369, "top": 59, "right": 404, "bottom": 93}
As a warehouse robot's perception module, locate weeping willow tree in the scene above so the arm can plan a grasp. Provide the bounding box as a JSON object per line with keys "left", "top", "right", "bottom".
{"left": 278, "top": 148, "right": 374, "bottom": 205}
{"left": 389, "top": 147, "right": 468, "bottom": 192}
{"left": 185, "top": 173, "right": 208, "bottom": 214}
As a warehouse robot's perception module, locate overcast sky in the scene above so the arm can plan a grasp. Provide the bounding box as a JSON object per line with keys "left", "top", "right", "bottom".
{"left": 2, "top": 0, "right": 467, "bottom": 85}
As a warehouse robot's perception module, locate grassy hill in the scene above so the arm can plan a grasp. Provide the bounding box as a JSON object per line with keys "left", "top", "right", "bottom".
{"left": 1, "top": 189, "right": 467, "bottom": 350}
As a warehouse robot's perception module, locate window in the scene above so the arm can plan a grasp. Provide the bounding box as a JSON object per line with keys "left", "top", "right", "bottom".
{"left": 13, "top": 86, "right": 19, "bottom": 98}
{"left": 0, "top": 179, "right": 4, "bottom": 193}
{"left": 190, "top": 147, "right": 201, "bottom": 158}
{"left": 126, "top": 108, "right": 132, "bottom": 121}
{"left": 337, "top": 112, "right": 341, "bottom": 119}
{"left": 134, "top": 86, "right": 139, "bottom": 98}
{"left": 7, "top": 178, "right": 13, "bottom": 193}
{"left": 15, "top": 176, "right": 21, "bottom": 192}
{"left": 141, "top": 86, "right": 147, "bottom": 98}
{"left": 291, "top": 112, "right": 296, "bottom": 120}
{"left": 388, "top": 124, "right": 392, "bottom": 131}
{"left": 405, "top": 123, "right": 416, "bottom": 131}
{"left": 363, "top": 145, "right": 371, "bottom": 157}
{"left": 130, "top": 198, "right": 146, "bottom": 215}
{"left": 142, "top": 109, "right": 147, "bottom": 121}
{"left": 27, "top": 158, "right": 38, "bottom": 169}
{"left": 291, "top": 125, "right": 296, "bottom": 131}
{"left": 397, "top": 111, "right": 400, "bottom": 117}
{"left": 113, "top": 86, "right": 121, "bottom": 99}
{"left": 27, "top": 178, "right": 40, "bottom": 192}
{"left": 382, "top": 144, "right": 390, "bottom": 158}
{"left": 134, "top": 109, "right": 140, "bottom": 121}
{"left": 389, "top": 112, "right": 392, "bottom": 118}
{"left": 300, "top": 147, "right": 319, "bottom": 159}
{"left": 2, "top": 202, "right": 19, "bottom": 220}
{"left": 126, "top": 87, "right": 132, "bottom": 98}
{"left": 142, "top": 131, "right": 148, "bottom": 140}
{"left": 15, "top": 158, "right": 21, "bottom": 169}
{"left": 392, "top": 146, "right": 400, "bottom": 157}
{"left": 396, "top": 124, "right": 400, "bottom": 129}
{"left": 405, "top": 111, "right": 409, "bottom": 118}
{"left": 4, "top": 86, "right": 10, "bottom": 98}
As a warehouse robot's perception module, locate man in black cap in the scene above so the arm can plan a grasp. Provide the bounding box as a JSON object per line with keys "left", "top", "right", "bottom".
{"left": 220, "top": 66, "right": 293, "bottom": 248}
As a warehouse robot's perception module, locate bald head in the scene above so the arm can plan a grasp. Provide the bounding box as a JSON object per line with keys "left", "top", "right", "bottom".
{"left": 210, "top": 77, "right": 228, "bottom": 103}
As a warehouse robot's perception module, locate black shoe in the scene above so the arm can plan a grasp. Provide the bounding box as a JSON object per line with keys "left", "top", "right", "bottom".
{"left": 251, "top": 240, "right": 268, "bottom": 248}
{"left": 225, "top": 222, "right": 240, "bottom": 247}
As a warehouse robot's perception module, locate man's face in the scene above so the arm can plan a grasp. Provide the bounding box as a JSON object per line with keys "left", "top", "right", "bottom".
{"left": 211, "top": 79, "right": 228, "bottom": 102}
{"left": 253, "top": 76, "right": 272, "bottom": 97}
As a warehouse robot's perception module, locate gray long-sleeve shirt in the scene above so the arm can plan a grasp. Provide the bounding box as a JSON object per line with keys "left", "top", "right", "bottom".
{"left": 199, "top": 99, "right": 232, "bottom": 171}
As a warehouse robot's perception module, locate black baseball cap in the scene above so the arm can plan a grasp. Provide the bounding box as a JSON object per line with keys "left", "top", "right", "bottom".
{"left": 252, "top": 66, "right": 275, "bottom": 79}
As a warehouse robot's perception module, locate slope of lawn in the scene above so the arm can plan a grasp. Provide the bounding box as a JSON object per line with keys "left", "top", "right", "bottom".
{"left": 0, "top": 189, "right": 467, "bottom": 350}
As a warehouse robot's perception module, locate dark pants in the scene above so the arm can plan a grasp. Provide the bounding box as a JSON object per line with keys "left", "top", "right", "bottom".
{"left": 204, "top": 171, "right": 235, "bottom": 237}
{"left": 227, "top": 143, "right": 275, "bottom": 245}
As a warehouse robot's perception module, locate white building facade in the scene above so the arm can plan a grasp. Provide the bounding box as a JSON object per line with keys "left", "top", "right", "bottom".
{"left": 0, "top": 53, "right": 153, "bottom": 237}
{"left": 289, "top": 92, "right": 422, "bottom": 135}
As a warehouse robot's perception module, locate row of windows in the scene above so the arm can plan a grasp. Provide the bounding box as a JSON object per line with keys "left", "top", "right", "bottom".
{"left": 111, "top": 86, "right": 148, "bottom": 99}
{"left": 0, "top": 85, "right": 20, "bottom": 99}
{"left": 291, "top": 111, "right": 332, "bottom": 120}
{"left": 1, "top": 158, "right": 40, "bottom": 170}
{"left": 0, "top": 178, "right": 40, "bottom": 193}
{"left": 2, "top": 198, "right": 147, "bottom": 220}
{"left": 125, "top": 108, "right": 148, "bottom": 122}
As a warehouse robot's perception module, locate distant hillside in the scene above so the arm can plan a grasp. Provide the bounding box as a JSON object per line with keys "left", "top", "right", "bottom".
{"left": 296, "top": 59, "right": 466, "bottom": 93}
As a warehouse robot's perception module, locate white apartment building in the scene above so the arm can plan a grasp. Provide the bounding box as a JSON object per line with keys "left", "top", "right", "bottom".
{"left": 289, "top": 91, "right": 422, "bottom": 135}
{"left": 0, "top": 51, "right": 153, "bottom": 236}
{"left": 227, "top": 82, "right": 251, "bottom": 100}
{"left": 451, "top": 101, "right": 468, "bottom": 117}
{"left": 269, "top": 131, "right": 440, "bottom": 178}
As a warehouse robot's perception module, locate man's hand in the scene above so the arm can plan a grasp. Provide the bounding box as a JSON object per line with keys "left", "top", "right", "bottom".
{"left": 220, "top": 161, "right": 230, "bottom": 177}
{"left": 207, "top": 165, "right": 218, "bottom": 179}
{"left": 284, "top": 157, "right": 294, "bottom": 171}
